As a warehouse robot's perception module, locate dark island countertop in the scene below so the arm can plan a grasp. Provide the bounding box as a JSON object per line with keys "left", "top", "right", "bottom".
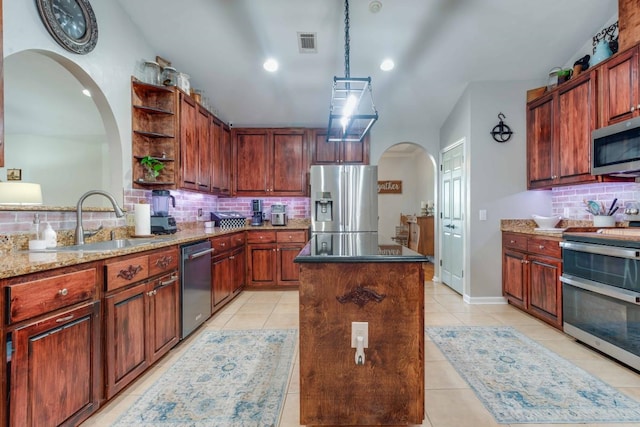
{"left": 295, "top": 232, "right": 429, "bottom": 263}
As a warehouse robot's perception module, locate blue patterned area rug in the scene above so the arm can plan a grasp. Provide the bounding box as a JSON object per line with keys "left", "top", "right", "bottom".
{"left": 112, "top": 329, "right": 297, "bottom": 427}
{"left": 427, "top": 326, "right": 640, "bottom": 424}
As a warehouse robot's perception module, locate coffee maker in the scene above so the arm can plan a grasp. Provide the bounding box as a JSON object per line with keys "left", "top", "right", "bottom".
{"left": 150, "top": 190, "right": 177, "bottom": 234}
{"left": 251, "top": 199, "right": 264, "bottom": 226}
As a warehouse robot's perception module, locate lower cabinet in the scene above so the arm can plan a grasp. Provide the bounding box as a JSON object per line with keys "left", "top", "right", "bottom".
{"left": 104, "top": 248, "right": 179, "bottom": 399}
{"left": 246, "top": 230, "right": 307, "bottom": 287}
{"left": 502, "top": 232, "right": 563, "bottom": 329}
{"left": 4, "top": 265, "right": 101, "bottom": 427}
{"left": 211, "top": 232, "right": 245, "bottom": 312}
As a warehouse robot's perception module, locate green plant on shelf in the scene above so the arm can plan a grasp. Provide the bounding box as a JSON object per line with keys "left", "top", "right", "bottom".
{"left": 140, "top": 156, "right": 165, "bottom": 181}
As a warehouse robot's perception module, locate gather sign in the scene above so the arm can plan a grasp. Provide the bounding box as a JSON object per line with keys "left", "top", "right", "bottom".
{"left": 378, "top": 180, "right": 402, "bottom": 194}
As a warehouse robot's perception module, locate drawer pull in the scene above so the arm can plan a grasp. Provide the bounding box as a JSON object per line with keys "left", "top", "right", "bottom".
{"left": 159, "top": 275, "right": 178, "bottom": 286}
{"left": 220, "top": 243, "right": 226, "bottom": 247}
{"left": 539, "top": 245, "right": 545, "bottom": 249}
{"left": 55, "top": 315, "right": 74, "bottom": 323}
{"left": 58, "top": 288, "right": 68, "bottom": 296}
{"left": 510, "top": 240, "right": 516, "bottom": 244}
{"left": 155, "top": 256, "right": 173, "bottom": 268}
{"left": 117, "top": 265, "right": 144, "bottom": 281}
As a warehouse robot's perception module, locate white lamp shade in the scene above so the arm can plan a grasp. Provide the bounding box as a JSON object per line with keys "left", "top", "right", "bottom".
{"left": 0, "top": 182, "right": 43, "bottom": 205}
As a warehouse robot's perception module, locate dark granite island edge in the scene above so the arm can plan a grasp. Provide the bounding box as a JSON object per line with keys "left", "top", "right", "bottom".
{"left": 294, "top": 232, "right": 429, "bottom": 263}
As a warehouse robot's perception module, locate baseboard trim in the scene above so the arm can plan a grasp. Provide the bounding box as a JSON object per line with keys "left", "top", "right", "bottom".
{"left": 462, "top": 295, "right": 508, "bottom": 305}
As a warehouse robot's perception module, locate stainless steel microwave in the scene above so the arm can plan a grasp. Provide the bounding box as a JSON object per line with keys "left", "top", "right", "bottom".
{"left": 592, "top": 116, "right": 640, "bottom": 177}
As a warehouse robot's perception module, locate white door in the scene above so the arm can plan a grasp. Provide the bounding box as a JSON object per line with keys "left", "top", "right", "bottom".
{"left": 439, "top": 141, "right": 464, "bottom": 294}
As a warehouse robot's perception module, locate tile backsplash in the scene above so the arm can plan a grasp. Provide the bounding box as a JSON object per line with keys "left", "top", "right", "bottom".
{"left": 552, "top": 182, "right": 640, "bottom": 220}
{"left": 0, "top": 188, "right": 311, "bottom": 235}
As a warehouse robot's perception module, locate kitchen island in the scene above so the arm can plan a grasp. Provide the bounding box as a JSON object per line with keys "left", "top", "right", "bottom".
{"left": 295, "top": 233, "right": 428, "bottom": 426}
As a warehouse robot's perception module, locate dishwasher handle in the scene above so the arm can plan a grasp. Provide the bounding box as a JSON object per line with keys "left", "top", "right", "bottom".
{"left": 187, "top": 248, "right": 214, "bottom": 260}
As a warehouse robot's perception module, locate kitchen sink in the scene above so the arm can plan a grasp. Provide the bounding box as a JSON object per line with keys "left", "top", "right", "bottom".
{"left": 31, "top": 237, "right": 173, "bottom": 253}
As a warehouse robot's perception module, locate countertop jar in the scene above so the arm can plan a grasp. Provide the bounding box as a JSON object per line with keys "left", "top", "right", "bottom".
{"left": 161, "top": 66, "right": 178, "bottom": 86}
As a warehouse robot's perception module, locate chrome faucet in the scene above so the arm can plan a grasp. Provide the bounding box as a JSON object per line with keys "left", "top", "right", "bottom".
{"left": 75, "top": 190, "right": 125, "bottom": 245}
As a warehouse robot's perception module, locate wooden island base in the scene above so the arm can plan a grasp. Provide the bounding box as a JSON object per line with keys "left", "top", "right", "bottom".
{"left": 298, "top": 261, "right": 425, "bottom": 426}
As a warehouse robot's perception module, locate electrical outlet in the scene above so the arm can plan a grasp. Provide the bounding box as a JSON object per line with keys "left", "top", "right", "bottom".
{"left": 198, "top": 208, "right": 203, "bottom": 217}
{"left": 351, "top": 322, "right": 368, "bottom": 348}
{"left": 126, "top": 213, "right": 135, "bottom": 227}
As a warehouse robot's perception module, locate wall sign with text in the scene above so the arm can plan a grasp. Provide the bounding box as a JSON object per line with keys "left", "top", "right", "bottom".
{"left": 378, "top": 180, "right": 402, "bottom": 194}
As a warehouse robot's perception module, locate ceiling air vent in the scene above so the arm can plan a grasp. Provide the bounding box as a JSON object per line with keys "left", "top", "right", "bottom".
{"left": 298, "top": 32, "right": 317, "bottom": 53}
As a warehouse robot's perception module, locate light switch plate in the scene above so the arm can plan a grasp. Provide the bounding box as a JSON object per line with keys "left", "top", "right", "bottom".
{"left": 126, "top": 213, "right": 135, "bottom": 227}
{"left": 351, "top": 322, "right": 368, "bottom": 348}
{"left": 479, "top": 209, "right": 487, "bottom": 221}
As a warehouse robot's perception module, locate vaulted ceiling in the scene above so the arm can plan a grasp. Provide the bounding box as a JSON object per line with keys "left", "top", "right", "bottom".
{"left": 116, "top": 0, "right": 617, "bottom": 131}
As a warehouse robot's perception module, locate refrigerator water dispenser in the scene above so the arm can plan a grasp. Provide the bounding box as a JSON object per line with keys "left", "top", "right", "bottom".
{"left": 315, "top": 192, "right": 333, "bottom": 222}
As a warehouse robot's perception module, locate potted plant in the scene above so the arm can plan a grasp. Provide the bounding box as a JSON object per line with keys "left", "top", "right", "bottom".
{"left": 140, "top": 156, "right": 164, "bottom": 181}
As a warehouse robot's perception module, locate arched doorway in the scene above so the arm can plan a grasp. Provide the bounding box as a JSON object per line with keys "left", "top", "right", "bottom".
{"left": 378, "top": 142, "right": 437, "bottom": 272}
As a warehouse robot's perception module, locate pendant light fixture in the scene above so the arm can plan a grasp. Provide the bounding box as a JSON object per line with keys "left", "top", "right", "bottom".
{"left": 327, "top": 0, "right": 378, "bottom": 142}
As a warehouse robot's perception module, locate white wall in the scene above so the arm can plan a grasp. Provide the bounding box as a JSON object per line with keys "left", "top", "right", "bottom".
{"left": 5, "top": 134, "right": 108, "bottom": 206}
{"left": 378, "top": 149, "right": 435, "bottom": 240}
{"left": 4, "top": 0, "right": 157, "bottom": 203}
{"left": 439, "top": 79, "right": 554, "bottom": 299}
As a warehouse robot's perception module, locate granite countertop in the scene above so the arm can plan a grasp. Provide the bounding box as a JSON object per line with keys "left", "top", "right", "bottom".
{"left": 0, "top": 221, "right": 309, "bottom": 280}
{"left": 295, "top": 233, "right": 429, "bottom": 263}
{"left": 500, "top": 219, "right": 594, "bottom": 238}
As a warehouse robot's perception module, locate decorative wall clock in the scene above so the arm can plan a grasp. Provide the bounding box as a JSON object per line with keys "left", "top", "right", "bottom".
{"left": 36, "top": 0, "right": 98, "bottom": 54}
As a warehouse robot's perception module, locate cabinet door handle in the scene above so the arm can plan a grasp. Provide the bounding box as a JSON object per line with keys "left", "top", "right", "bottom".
{"left": 58, "top": 288, "right": 68, "bottom": 296}
{"left": 56, "top": 314, "right": 74, "bottom": 323}
{"left": 631, "top": 106, "right": 636, "bottom": 112}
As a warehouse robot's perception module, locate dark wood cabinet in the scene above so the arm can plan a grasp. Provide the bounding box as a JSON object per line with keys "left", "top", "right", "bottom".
{"left": 212, "top": 252, "right": 232, "bottom": 307}
{"left": 4, "top": 264, "right": 101, "bottom": 427}
{"left": 502, "top": 232, "right": 562, "bottom": 329}
{"left": 232, "top": 128, "right": 308, "bottom": 196}
{"left": 211, "top": 233, "right": 245, "bottom": 311}
{"left": 104, "top": 248, "right": 180, "bottom": 399}
{"left": 246, "top": 230, "right": 306, "bottom": 288}
{"left": 131, "top": 79, "right": 178, "bottom": 188}
{"left": 10, "top": 302, "right": 101, "bottom": 427}
{"left": 179, "top": 95, "right": 212, "bottom": 192}
{"left": 196, "top": 105, "right": 212, "bottom": 192}
{"left": 527, "top": 72, "right": 597, "bottom": 189}
{"left": 210, "top": 119, "right": 231, "bottom": 196}
{"left": 599, "top": 46, "right": 640, "bottom": 126}
{"left": 311, "top": 128, "right": 369, "bottom": 165}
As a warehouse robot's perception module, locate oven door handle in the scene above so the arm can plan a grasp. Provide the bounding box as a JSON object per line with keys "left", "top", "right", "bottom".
{"left": 560, "top": 241, "right": 640, "bottom": 259}
{"left": 561, "top": 274, "right": 640, "bottom": 304}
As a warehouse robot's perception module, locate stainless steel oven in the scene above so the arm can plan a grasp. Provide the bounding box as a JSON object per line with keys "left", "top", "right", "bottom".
{"left": 560, "top": 237, "right": 640, "bottom": 370}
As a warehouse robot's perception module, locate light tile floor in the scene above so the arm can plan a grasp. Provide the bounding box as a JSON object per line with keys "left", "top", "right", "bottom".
{"left": 82, "top": 280, "right": 640, "bottom": 427}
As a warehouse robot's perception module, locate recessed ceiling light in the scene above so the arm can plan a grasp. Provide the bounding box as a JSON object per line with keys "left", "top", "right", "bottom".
{"left": 380, "top": 59, "right": 395, "bottom": 71}
{"left": 263, "top": 59, "right": 279, "bottom": 72}
{"left": 369, "top": 0, "right": 382, "bottom": 13}
{"left": 82, "top": 89, "right": 91, "bottom": 97}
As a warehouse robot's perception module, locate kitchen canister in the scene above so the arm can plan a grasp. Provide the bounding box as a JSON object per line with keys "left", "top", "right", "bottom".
{"left": 177, "top": 73, "right": 190, "bottom": 93}
{"left": 142, "top": 61, "right": 161, "bottom": 85}
{"left": 593, "top": 215, "right": 616, "bottom": 227}
{"left": 589, "top": 40, "right": 612, "bottom": 67}
{"left": 161, "top": 67, "right": 178, "bottom": 86}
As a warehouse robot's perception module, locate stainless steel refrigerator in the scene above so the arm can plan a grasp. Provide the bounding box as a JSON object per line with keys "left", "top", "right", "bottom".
{"left": 310, "top": 165, "right": 378, "bottom": 234}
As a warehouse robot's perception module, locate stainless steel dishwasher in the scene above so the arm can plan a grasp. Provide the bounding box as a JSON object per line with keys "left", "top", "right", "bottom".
{"left": 180, "top": 240, "right": 213, "bottom": 339}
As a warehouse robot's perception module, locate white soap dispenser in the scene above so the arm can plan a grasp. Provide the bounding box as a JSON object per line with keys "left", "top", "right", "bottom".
{"left": 43, "top": 222, "right": 57, "bottom": 248}
{"left": 28, "top": 213, "right": 47, "bottom": 250}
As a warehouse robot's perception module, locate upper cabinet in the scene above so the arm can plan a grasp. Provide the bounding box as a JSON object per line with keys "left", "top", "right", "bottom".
{"left": 232, "top": 128, "right": 308, "bottom": 196}
{"left": 311, "top": 129, "right": 369, "bottom": 165}
{"left": 598, "top": 46, "right": 640, "bottom": 127}
{"left": 179, "top": 95, "right": 211, "bottom": 192}
{"left": 131, "top": 79, "right": 178, "bottom": 189}
{"left": 131, "top": 80, "right": 229, "bottom": 195}
{"left": 527, "top": 72, "right": 598, "bottom": 189}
